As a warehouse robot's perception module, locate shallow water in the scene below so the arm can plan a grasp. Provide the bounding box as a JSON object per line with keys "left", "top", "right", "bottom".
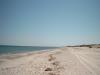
{"left": 0, "top": 45, "right": 58, "bottom": 54}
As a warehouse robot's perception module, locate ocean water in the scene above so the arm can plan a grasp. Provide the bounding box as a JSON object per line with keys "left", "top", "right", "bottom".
{"left": 0, "top": 45, "right": 58, "bottom": 54}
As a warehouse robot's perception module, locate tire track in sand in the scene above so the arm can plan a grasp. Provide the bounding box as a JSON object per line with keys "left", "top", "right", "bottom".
{"left": 70, "top": 48, "right": 97, "bottom": 75}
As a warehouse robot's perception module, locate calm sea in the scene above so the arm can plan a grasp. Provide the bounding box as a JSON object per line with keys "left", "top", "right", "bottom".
{"left": 0, "top": 45, "right": 58, "bottom": 54}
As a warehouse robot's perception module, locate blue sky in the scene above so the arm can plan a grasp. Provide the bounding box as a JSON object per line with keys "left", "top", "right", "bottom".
{"left": 0, "top": 0, "right": 100, "bottom": 46}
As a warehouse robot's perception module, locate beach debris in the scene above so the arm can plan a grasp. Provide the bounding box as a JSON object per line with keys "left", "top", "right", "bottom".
{"left": 45, "top": 68, "right": 52, "bottom": 71}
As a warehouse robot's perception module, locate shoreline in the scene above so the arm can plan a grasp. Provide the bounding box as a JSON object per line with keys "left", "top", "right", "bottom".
{"left": 0, "top": 48, "right": 60, "bottom": 61}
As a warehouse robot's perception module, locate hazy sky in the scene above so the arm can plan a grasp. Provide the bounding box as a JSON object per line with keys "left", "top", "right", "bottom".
{"left": 0, "top": 0, "right": 100, "bottom": 46}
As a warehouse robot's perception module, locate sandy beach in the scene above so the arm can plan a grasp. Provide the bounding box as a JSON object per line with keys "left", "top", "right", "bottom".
{"left": 0, "top": 45, "right": 100, "bottom": 75}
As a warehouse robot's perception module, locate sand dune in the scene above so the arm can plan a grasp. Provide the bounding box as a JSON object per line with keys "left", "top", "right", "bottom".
{"left": 0, "top": 46, "right": 100, "bottom": 75}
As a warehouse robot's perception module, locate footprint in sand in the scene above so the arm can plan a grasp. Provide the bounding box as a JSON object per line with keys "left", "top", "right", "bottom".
{"left": 48, "top": 54, "right": 56, "bottom": 61}
{"left": 52, "top": 61, "right": 59, "bottom": 66}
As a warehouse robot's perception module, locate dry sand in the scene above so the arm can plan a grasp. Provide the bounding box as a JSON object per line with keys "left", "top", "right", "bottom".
{"left": 0, "top": 46, "right": 100, "bottom": 75}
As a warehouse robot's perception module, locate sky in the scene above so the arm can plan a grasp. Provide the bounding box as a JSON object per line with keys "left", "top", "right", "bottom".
{"left": 0, "top": 0, "right": 100, "bottom": 46}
